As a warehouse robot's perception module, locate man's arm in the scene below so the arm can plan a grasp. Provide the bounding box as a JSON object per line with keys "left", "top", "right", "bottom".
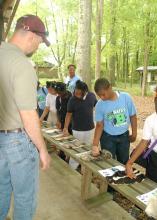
{"left": 92, "top": 121, "right": 104, "bottom": 156}
{"left": 129, "top": 114, "right": 137, "bottom": 142}
{"left": 63, "top": 112, "right": 72, "bottom": 135}
{"left": 19, "top": 110, "right": 51, "bottom": 170}
{"left": 126, "top": 139, "right": 149, "bottom": 178}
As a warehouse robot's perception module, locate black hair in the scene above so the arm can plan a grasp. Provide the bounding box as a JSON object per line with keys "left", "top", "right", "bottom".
{"left": 67, "top": 64, "right": 76, "bottom": 69}
{"left": 55, "top": 82, "right": 66, "bottom": 93}
{"left": 94, "top": 78, "right": 111, "bottom": 93}
{"left": 46, "top": 81, "right": 51, "bottom": 88}
{"left": 46, "top": 81, "right": 56, "bottom": 89}
{"left": 75, "top": 80, "right": 88, "bottom": 93}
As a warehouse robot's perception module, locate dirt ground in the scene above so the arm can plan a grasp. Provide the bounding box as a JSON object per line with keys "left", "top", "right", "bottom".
{"left": 133, "top": 95, "right": 154, "bottom": 129}
{"left": 130, "top": 95, "right": 154, "bottom": 148}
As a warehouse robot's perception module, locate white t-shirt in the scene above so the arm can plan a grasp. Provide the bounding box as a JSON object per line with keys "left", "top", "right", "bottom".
{"left": 142, "top": 112, "right": 157, "bottom": 152}
{"left": 46, "top": 93, "right": 57, "bottom": 113}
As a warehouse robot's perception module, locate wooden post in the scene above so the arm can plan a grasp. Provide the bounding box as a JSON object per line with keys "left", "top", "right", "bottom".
{"left": 99, "top": 179, "right": 108, "bottom": 194}
{"left": 3, "top": 0, "right": 21, "bottom": 40}
{"left": 81, "top": 166, "right": 92, "bottom": 201}
{"left": 0, "top": 4, "right": 4, "bottom": 44}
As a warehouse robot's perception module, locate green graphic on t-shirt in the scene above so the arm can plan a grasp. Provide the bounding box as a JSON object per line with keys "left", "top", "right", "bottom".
{"left": 106, "top": 108, "right": 127, "bottom": 127}
{"left": 38, "top": 95, "right": 45, "bottom": 102}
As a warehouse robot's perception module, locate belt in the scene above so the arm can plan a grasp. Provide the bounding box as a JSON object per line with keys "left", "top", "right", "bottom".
{"left": 0, "top": 128, "right": 23, "bottom": 134}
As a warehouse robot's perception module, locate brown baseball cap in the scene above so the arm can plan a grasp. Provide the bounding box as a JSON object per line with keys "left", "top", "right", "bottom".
{"left": 15, "top": 14, "right": 50, "bottom": 47}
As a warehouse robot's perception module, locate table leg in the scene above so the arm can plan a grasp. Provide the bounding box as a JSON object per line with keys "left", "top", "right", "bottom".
{"left": 81, "top": 166, "right": 93, "bottom": 201}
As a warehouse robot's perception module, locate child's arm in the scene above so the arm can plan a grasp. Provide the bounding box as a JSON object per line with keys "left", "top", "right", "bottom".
{"left": 63, "top": 112, "right": 72, "bottom": 135}
{"left": 92, "top": 121, "right": 104, "bottom": 156}
{"left": 40, "top": 107, "right": 50, "bottom": 122}
{"left": 126, "top": 139, "right": 149, "bottom": 178}
{"left": 129, "top": 114, "right": 137, "bottom": 142}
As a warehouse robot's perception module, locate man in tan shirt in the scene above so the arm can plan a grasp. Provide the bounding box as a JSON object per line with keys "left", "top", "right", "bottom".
{"left": 0, "top": 15, "right": 51, "bottom": 220}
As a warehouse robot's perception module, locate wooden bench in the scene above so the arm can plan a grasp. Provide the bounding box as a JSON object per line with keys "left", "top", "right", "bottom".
{"left": 42, "top": 126, "right": 157, "bottom": 212}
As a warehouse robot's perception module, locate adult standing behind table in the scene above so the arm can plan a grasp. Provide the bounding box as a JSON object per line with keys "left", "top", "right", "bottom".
{"left": 0, "top": 15, "right": 51, "bottom": 220}
{"left": 64, "top": 64, "right": 81, "bottom": 93}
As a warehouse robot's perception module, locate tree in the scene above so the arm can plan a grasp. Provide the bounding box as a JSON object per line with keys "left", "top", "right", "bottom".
{"left": 76, "top": 0, "right": 92, "bottom": 88}
{"left": 95, "top": 0, "right": 104, "bottom": 79}
{"left": 108, "top": 0, "right": 117, "bottom": 85}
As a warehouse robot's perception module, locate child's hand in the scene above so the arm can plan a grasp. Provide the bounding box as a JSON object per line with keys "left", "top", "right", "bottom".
{"left": 129, "top": 135, "right": 136, "bottom": 143}
{"left": 125, "top": 162, "right": 136, "bottom": 179}
{"left": 92, "top": 145, "right": 100, "bottom": 157}
{"left": 63, "top": 127, "right": 69, "bottom": 136}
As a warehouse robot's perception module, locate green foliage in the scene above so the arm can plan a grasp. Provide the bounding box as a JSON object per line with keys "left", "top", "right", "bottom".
{"left": 14, "top": 0, "right": 157, "bottom": 96}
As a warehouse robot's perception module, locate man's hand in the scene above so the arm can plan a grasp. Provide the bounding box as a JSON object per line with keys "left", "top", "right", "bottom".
{"left": 129, "top": 135, "right": 136, "bottom": 143}
{"left": 92, "top": 145, "right": 100, "bottom": 157}
{"left": 63, "top": 127, "right": 69, "bottom": 136}
{"left": 39, "top": 149, "right": 51, "bottom": 170}
{"left": 125, "top": 162, "right": 136, "bottom": 179}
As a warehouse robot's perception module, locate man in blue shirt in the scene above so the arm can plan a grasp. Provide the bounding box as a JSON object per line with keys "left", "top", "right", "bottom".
{"left": 92, "top": 78, "right": 137, "bottom": 164}
{"left": 64, "top": 64, "right": 81, "bottom": 93}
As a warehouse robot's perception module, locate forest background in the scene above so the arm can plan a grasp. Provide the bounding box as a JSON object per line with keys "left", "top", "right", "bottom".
{"left": 14, "top": 0, "right": 157, "bottom": 96}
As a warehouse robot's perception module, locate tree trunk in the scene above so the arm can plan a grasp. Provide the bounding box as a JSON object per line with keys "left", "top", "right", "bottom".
{"left": 76, "top": 0, "right": 92, "bottom": 89}
{"left": 95, "top": 0, "right": 104, "bottom": 79}
{"left": 142, "top": 16, "right": 150, "bottom": 97}
{"left": 109, "top": 0, "right": 116, "bottom": 86}
{"left": 122, "top": 27, "right": 126, "bottom": 85}
{"left": 136, "top": 49, "right": 139, "bottom": 68}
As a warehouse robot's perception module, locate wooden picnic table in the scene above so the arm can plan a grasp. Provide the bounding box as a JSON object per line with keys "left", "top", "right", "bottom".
{"left": 42, "top": 125, "right": 157, "bottom": 210}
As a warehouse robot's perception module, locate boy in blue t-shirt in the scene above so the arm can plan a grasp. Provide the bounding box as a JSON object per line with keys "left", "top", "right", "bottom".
{"left": 92, "top": 78, "right": 137, "bottom": 164}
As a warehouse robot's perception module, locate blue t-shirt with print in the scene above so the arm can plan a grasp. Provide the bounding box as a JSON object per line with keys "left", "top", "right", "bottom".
{"left": 95, "top": 92, "right": 136, "bottom": 135}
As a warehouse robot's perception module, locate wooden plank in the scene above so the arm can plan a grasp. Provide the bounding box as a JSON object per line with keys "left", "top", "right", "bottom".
{"left": 0, "top": 6, "right": 4, "bottom": 42}
{"left": 81, "top": 166, "right": 92, "bottom": 201}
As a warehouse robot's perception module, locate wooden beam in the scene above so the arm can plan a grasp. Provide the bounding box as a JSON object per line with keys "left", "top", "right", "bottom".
{"left": 0, "top": 4, "right": 4, "bottom": 43}
{"left": 4, "top": 0, "right": 20, "bottom": 39}
{"left": 2, "top": 0, "right": 14, "bottom": 12}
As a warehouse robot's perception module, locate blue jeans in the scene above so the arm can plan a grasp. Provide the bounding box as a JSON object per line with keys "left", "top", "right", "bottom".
{"left": 0, "top": 131, "right": 39, "bottom": 220}
{"left": 100, "top": 131, "right": 130, "bottom": 164}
